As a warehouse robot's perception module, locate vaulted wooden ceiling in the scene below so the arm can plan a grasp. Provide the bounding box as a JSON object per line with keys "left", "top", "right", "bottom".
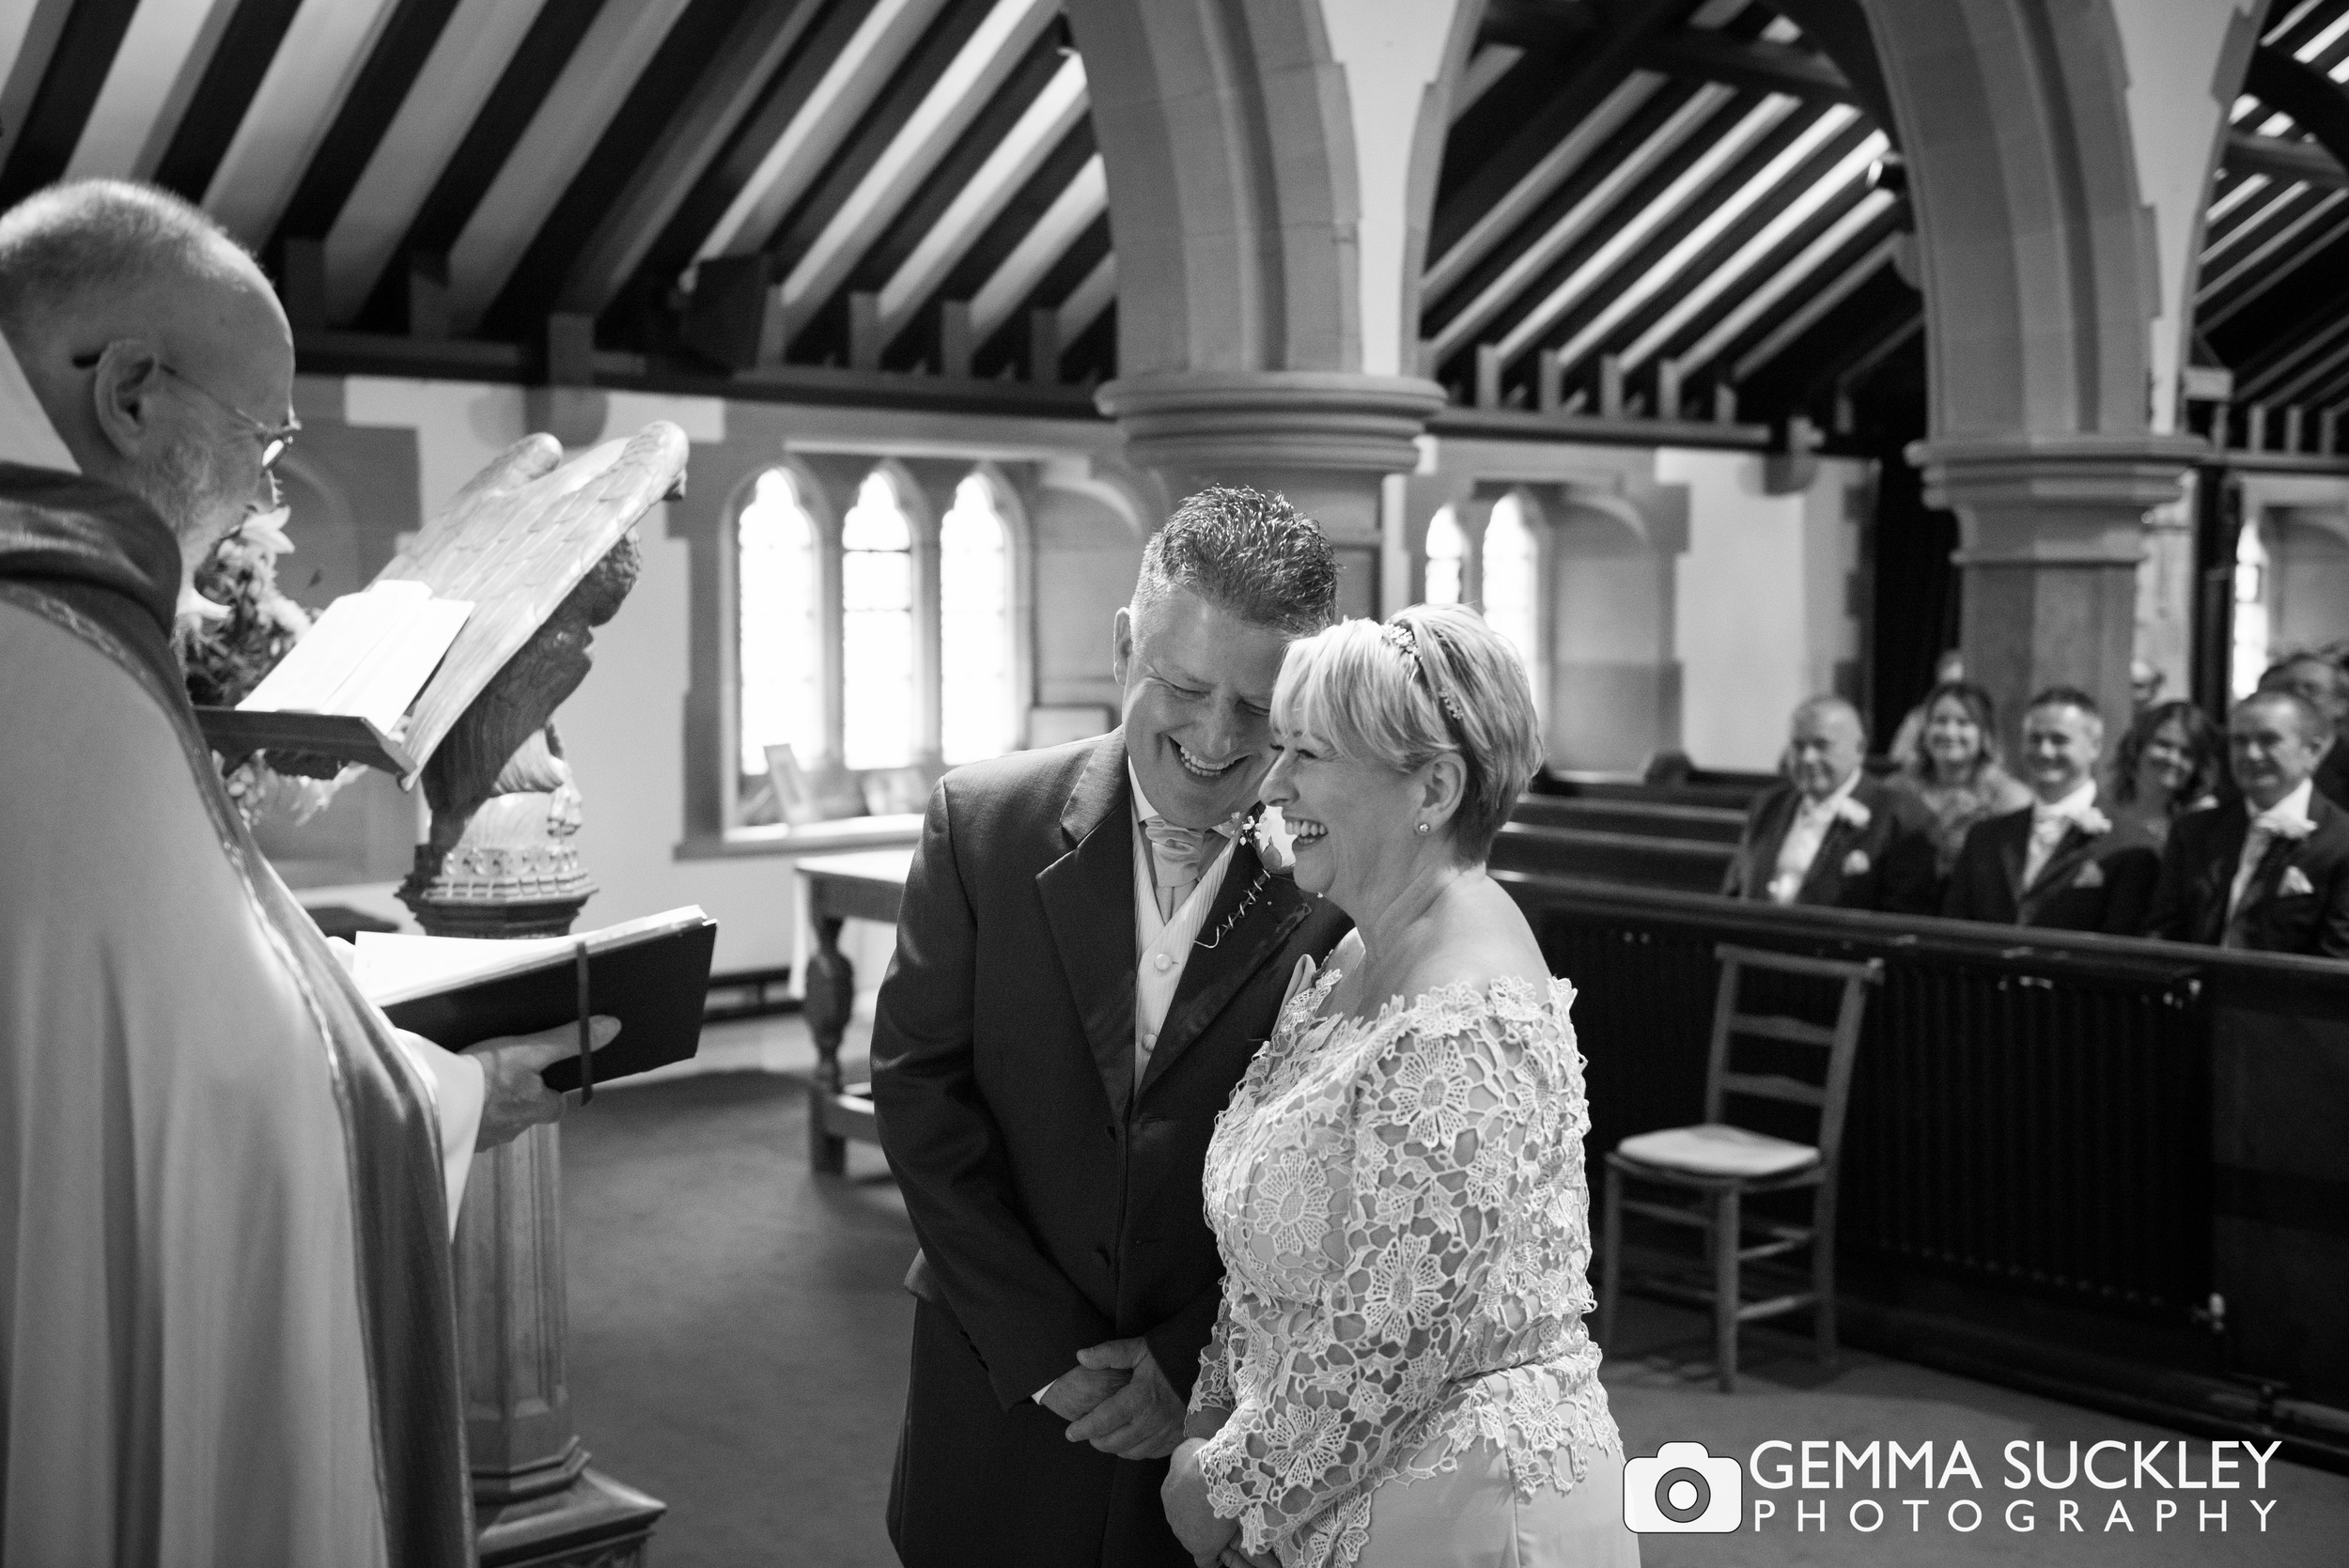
{"left": 0, "top": 0, "right": 2341, "bottom": 442}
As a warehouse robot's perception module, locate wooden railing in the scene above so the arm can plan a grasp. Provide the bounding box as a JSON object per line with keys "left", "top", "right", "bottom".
{"left": 1501, "top": 871, "right": 2349, "bottom": 1465}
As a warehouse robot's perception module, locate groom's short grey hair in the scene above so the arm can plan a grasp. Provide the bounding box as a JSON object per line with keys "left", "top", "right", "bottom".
{"left": 1130, "top": 485, "right": 1339, "bottom": 636}
{"left": 0, "top": 179, "right": 247, "bottom": 342}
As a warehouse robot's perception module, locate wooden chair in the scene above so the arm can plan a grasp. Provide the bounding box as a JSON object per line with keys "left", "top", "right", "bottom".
{"left": 1596, "top": 943, "right": 1883, "bottom": 1391}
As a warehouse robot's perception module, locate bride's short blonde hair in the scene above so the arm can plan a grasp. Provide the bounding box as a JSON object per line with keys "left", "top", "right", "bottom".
{"left": 1271, "top": 603, "right": 1543, "bottom": 863}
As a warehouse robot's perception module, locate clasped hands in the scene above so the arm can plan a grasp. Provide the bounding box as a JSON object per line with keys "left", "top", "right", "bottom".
{"left": 1044, "top": 1352, "right": 1271, "bottom": 1568}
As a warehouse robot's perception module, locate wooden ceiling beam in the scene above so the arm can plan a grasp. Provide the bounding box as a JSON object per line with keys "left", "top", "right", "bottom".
{"left": 2245, "top": 43, "right": 2349, "bottom": 186}
{"left": 2223, "top": 128, "right": 2349, "bottom": 191}
{"left": 1635, "top": 29, "right": 1855, "bottom": 106}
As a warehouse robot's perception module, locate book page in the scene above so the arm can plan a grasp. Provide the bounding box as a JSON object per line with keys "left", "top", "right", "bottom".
{"left": 352, "top": 905, "right": 710, "bottom": 1009}
{"left": 241, "top": 581, "right": 473, "bottom": 731}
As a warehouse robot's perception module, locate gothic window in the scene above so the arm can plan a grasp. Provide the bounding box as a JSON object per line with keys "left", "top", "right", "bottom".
{"left": 2232, "top": 521, "right": 2270, "bottom": 701}
{"left": 1481, "top": 493, "right": 1540, "bottom": 689}
{"left": 737, "top": 469, "right": 823, "bottom": 780}
{"left": 1424, "top": 506, "right": 1466, "bottom": 606}
{"left": 840, "top": 471, "right": 918, "bottom": 769}
{"left": 940, "top": 474, "right": 1016, "bottom": 764}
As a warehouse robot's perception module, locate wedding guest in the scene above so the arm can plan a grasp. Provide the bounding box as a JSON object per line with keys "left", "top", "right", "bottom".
{"left": 1887, "top": 647, "right": 1966, "bottom": 767}
{"left": 1886, "top": 679, "right": 2030, "bottom": 886}
{"left": 2258, "top": 652, "right": 2349, "bottom": 811}
{"left": 871, "top": 487, "right": 1351, "bottom": 1568}
{"left": 1164, "top": 606, "right": 1637, "bottom": 1568}
{"left": 2151, "top": 691, "right": 2349, "bottom": 957}
{"left": 2107, "top": 699, "right": 2225, "bottom": 849}
{"left": 1942, "top": 688, "right": 2159, "bottom": 934}
{"left": 1721, "top": 695, "right": 1937, "bottom": 915}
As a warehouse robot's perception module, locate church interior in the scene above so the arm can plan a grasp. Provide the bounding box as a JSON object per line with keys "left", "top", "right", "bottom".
{"left": 13, "top": 0, "right": 2349, "bottom": 1563}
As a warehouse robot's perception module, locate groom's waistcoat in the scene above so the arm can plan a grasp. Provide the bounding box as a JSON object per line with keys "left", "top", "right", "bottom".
{"left": 870, "top": 728, "right": 1349, "bottom": 1408}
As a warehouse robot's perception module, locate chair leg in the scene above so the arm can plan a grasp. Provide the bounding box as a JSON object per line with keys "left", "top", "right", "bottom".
{"left": 1813, "top": 1186, "right": 1838, "bottom": 1368}
{"left": 1715, "top": 1187, "right": 1740, "bottom": 1393}
{"left": 1597, "top": 1164, "right": 1623, "bottom": 1350}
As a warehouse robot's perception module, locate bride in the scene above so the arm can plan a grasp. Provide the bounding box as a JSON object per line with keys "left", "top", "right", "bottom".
{"left": 1161, "top": 606, "right": 1639, "bottom": 1568}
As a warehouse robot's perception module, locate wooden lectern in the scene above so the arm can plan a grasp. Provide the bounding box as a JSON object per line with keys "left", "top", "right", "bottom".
{"left": 382, "top": 424, "right": 689, "bottom": 1567}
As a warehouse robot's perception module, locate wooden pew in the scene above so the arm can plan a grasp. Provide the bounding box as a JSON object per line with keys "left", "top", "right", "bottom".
{"left": 1501, "top": 868, "right": 2349, "bottom": 1468}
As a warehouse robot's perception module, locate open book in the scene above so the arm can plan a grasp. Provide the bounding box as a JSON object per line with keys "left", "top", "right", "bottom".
{"left": 194, "top": 580, "right": 473, "bottom": 775}
{"left": 355, "top": 906, "right": 717, "bottom": 1092}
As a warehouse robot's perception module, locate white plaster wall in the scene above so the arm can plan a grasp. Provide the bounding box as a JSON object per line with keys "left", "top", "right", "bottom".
{"left": 1660, "top": 449, "right": 1866, "bottom": 770}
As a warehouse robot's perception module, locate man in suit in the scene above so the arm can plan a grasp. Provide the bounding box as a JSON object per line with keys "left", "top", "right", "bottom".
{"left": 1943, "top": 687, "right": 2160, "bottom": 934}
{"left": 871, "top": 487, "right": 1352, "bottom": 1568}
{"left": 2260, "top": 651, "right": 2349, "bottom": 812}
{"left": 2151, "top": 690, "right": 2349, "bottom": 957}
{"left": 1722, "top": 694, "right": 1937, "bottom": 914}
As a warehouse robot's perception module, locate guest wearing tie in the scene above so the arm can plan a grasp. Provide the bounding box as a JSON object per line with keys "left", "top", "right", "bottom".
{"left": 1942, "top": 688, "right": 2160, "bottom": 934}
{"left": 870, "top": 486, "right": 1351, "bottom": 1567}
{"left": 2151, "top": 691, "right": 2349, "bottom": 957}
{"left": 1721, "top": 694, "right": 1937, "bottom": 914}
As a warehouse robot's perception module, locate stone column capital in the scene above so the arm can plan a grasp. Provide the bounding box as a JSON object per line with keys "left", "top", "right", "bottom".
{"left": 1907, "top": 433, "right": 2209, "bottom": 567}
{"left": 1095, "top": 370, "right": 1448, "bottom": 477}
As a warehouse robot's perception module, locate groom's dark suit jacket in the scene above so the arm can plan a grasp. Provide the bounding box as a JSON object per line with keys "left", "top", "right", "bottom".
{"left": 870, "top": 730, "right": 1349, "bottom": 1568}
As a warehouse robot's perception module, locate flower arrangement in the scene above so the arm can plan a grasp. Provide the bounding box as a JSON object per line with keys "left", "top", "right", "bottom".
{"left": 174, "top": 508, "right": 347, "bottom": 828}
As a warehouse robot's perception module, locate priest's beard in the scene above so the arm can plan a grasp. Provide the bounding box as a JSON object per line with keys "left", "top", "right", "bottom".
{"left": 126, "top": 433, "right": 251, "bottom": 587}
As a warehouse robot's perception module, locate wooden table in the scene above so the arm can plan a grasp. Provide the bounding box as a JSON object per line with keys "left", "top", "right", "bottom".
{"left": 795, "top": 848, "right": 911, "bottom": 1172}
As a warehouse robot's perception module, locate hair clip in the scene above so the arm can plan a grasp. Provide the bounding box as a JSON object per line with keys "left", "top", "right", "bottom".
{"left": 1383, "top": 621, "right": 1466, "bottom": 722}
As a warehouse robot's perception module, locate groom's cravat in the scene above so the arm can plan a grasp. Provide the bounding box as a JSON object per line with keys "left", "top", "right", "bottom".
{"left": 1142, "top": 815, "right": 1237, "bottom": 922}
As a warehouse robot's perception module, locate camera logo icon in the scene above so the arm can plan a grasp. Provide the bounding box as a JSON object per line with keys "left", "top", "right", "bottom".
{"left": 1623, "top": 1441, "right": 1743, "bottom": 1533}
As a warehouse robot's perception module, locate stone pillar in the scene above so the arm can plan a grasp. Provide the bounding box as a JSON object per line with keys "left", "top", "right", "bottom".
{"left": 1918, "top": 436, "right": 2202, "bottom": 748}
{"left": 1096, "top": 370, "right": 1447, "bottom": 615}
{"left": 398, "top": 538, "right": 662, "bottom": 1568}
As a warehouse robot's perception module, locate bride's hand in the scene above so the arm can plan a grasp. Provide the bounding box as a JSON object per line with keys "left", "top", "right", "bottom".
{"left": 1162, "top": 1438, "right": 1237, "bottom": 1563}
{"left": 1184, "top": 1404, "right": 1234, "bottom": 1442}
{"left": 1220, "top": 1549, "right": 1277, "bottom": 1568}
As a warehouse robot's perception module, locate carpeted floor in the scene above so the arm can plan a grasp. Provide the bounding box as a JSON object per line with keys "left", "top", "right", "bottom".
{"left": 563, "top": 1045, "right": 2349, "bottom": 1568}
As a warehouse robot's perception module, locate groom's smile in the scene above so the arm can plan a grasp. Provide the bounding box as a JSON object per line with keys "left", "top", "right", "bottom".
{"left": 1113, "top": 584, "right": 1289, "bottom": 830}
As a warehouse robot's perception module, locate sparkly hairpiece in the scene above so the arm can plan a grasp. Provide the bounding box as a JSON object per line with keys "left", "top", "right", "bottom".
{"left": 1383, "top": 621, "right": 1466, "bottom": 723}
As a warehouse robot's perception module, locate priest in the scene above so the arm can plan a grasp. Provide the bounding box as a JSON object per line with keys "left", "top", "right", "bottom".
{"left": 0, "top": 179, "right": 605, "bottom": 1565}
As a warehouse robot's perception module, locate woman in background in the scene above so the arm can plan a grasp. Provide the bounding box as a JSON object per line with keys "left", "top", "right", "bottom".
{"left": 2107, "top": 699, "right": 2225, "bottom": 848}
{"left": 1888, "top": 679, "right": 2031, "bottom": 889}
{"left": 1162, "top": 605, "right": 1636, "bottom": 1568}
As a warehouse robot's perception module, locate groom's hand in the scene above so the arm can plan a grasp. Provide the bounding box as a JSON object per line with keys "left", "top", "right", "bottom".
{"left": 1063, "top": 1337, "right": 1184, "bottom": 1459}
{"left": 1037, "top": 1363, "right": 1129, "bottom": 1422}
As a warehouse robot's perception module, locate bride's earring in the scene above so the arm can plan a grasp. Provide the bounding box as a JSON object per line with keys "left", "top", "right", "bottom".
{"left": 1413, "top": 820, "right": 1431, "bottom": 836}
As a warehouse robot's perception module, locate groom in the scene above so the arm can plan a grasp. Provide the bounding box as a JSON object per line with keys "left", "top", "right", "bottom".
{"left": 873, "top": 486, "right": 1351, "bottom": 1567}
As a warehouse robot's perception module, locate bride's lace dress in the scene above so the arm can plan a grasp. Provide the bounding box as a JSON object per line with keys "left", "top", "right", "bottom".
{"left": 1190, "top": 965, "right": 1624, "bottom": 1566}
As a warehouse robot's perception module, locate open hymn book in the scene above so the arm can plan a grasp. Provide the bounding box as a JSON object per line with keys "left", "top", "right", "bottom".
{"left": 354, "top": 906, "right": 718, "bottom": 1093}
{"left": 193, "top": 580, "right": 473, "bottom": 777}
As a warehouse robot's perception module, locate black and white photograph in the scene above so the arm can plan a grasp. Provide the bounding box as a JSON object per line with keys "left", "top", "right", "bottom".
{"left": 2, "top": 2, "right": 2347, "bottom": 1565}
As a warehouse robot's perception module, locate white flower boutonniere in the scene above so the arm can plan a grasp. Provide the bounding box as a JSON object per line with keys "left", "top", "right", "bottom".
{"left": 1843, "top": 849, "right": 1872, "bottom": 877}
{"left": 1252, "top": 802, "right": 1298, "bottom": 874}
{"left": 2076, "top": 806, "right": 2111, "bottom": 837}
{"left": 1831, "top": 797, "right": 1872, "bottom": 831}
{"left": 2266, "top": 816, "right": 2317, "bottom": 844}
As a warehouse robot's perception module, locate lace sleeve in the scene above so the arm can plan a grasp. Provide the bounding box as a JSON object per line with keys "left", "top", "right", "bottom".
{"left": 1193, "top": 1015, "right": 1534, "bottom": 1555}
{"left": 1190, "top": 1290, "right": 1238, "bottom": 1416}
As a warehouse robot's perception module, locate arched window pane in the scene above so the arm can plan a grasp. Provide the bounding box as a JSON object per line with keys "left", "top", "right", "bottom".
{"left": 1481, "top": 494, "right": 1539, "bottom": 686}
{"left": 842, "top": 470, "right": 917, "bottom": 769}
{"left": 941, "top": 474, "right": 1015, "bottom": 763}
{"left": 737, "top": 470, "right": 821, "bottom": 777}
{"left": 1424, "top": 506, "right": 1465, "bottom": 606}
{"left": 2232, "top": 521, "right": 2270, "bottom": 701}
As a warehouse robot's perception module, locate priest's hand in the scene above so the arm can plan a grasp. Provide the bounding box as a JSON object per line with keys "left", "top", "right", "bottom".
{"left": 1064, "top": 1336, "right": 1184, "bottom": 1459}
{"left": 1162, "top": 1438, "right": 1237, "bottom": 1564}
{"left": 473, "top": 1016, "right": 618, "bottom": 1151}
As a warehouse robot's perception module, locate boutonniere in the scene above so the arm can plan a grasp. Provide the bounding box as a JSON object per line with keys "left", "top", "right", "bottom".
{"left": 1250, "top": 802, "right": 1297, "bottom": 875}
{"left": 1842, "top": 849, "right": 1872, "bottom": 877}
{"left": 1831, "top": 797, "right": 1872, "bottom": 831}
{"left": 2280, "top": 865, "right": 2317, "bottom": 897}
{"left": 2265, "top": 817, "right": 2317, "bottom": 844}
{"left": 2071, "top": 861, "right": 2106, "bottom": 890}
{"left": 2076, "top": 807, "right": 2111, "bottom": 837}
